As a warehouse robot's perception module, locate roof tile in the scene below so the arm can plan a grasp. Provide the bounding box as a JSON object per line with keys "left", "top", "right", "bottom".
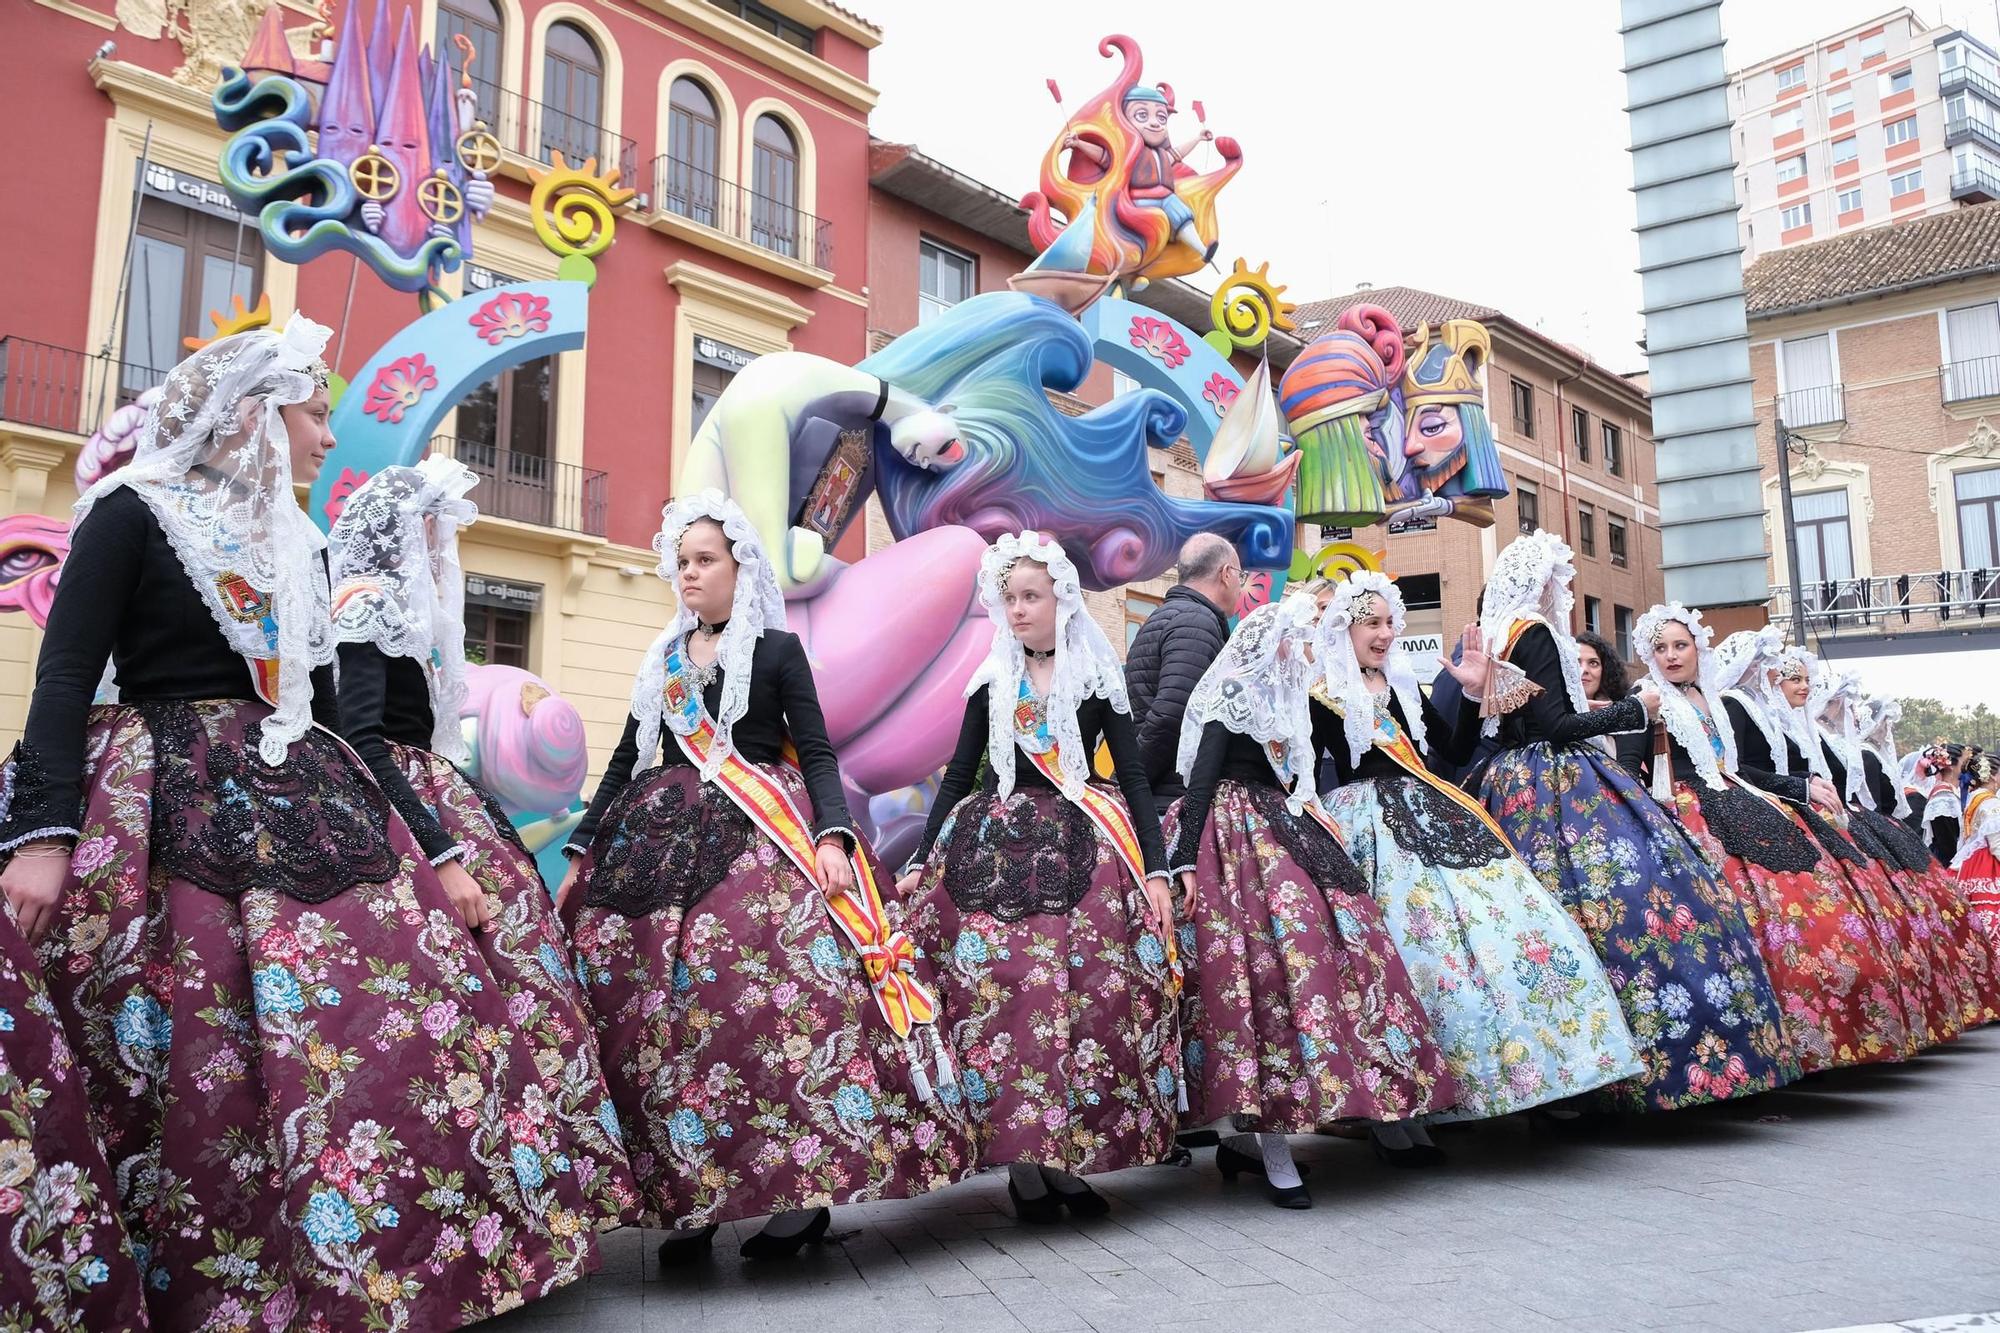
{"left": 1744, "top": 202, "right": 2000, "bottom": 317}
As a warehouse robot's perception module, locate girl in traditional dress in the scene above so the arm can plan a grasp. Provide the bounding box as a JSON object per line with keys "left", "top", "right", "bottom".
{"left": 1620, "top": 610, "right": 1912, "bottom": 1071}
{"left": 1815, "top": 668, "right": 1994, "bottom": 1033}
{"left": 329, "top": 458, "right": 638, "bottom": 1230}
{"left": 0, "top": 316, "right": 604, "bottom": 1330}
{"left": 1576, "top": 629, "right": 1642, "bottom": 765}
{"left": 896, "top": 532, "right": 1180, "bottom": 1221}
{"left": 557, "top": 490, "right": 967, "bottom": 1263}
{"left": 0, "top": 764, "right": 149, "bottom": 1331}
{"left": 1910, "top": 744, "right": 1968, "bottom": 865}
{"left": 1470, "top": 532, "right": 1796, "bottom": 1110}
{"left": 1311, "top": 572, "right": 1640, "bottom": 1132}
{"left": 1955, "top": 751, "right": 2000, "bottom": 953}
{"left": 1167, "top": 594, "right": 1457, "bottom": 1202}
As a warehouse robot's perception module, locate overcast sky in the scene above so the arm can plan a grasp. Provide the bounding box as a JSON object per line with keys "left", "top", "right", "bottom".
{"left": 863, "top": 0, "right": 2000, "bottom": 374}
{"left": 860, "top": 0, "right": 2000, "bottom": 706}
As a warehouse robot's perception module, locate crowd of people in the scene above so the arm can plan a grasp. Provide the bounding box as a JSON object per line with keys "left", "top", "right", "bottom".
{"left": 1, "top": 317, "right": 1997, "bottom": 1331}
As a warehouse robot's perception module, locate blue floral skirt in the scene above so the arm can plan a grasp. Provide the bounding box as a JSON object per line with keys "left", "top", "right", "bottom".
{"left": 1325, "top": 775, "right": 1642, "bottom": 1120}
{"left": 1477, "top": 742, "right": 1800, "bottom": 1110}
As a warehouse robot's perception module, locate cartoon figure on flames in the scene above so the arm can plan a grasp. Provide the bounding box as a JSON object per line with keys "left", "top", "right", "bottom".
{"left": 1280, "top": 305, "right": 1507, "bottom": 531}
{"left": 1024, "top": 34, "right": 1242, "bottom": 290}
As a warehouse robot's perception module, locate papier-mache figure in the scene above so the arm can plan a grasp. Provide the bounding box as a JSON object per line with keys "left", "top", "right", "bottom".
{"left": 1062, "top": 83, "right": 1215, "bottom": 263}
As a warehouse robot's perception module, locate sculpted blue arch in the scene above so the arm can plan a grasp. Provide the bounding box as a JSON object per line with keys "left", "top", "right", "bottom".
{"left": 307, "top": 280, "right": 590, "bottom": 531}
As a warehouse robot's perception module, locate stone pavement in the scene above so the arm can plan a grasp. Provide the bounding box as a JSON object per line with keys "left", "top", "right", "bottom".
{"left": 487, "top": 1027, "right": 2000, "bottom": 1333}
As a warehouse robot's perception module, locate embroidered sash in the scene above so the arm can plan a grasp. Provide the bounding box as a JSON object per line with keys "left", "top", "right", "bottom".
{"left": 1011, "top": 680, "right": 1180, "bottom": 996}
{"left": 665, "top": 644, "right": 938, "bottom": 1040}
{"left": 1313, "top": 686, "right": 1520, "bottom": 854}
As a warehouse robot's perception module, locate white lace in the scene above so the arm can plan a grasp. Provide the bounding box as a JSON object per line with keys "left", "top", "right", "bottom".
{"left": 73, "top": 313, "right": 335, "bottom": 764}
{"left": 1811, "top": 665, "right": 1873, "bottom": 807}
{"left": 1712, "top": 627, "right": 1787, "bottom": 775}
{"left": 965, "top": 532, "right": 1129, "bottom": 801}
{"left": 329, "top": 456, "right": 479, "bottom": 762}
{"left": 1477, "top": 529, "right": 1585, "bottom": 736}
{"left": 1632, "top": 602, "right": 1734, "bottom": 791}
{"left": 630, "top": 490, "right": 788, "bottom": 779}
{"left": 1858, "top": 696, "right": 1912, "bottom": 818}
{"left": 1951, "top": 790, "right": 2000, "bottom": 871}
{"left": 1766, "top": 647, "right": 1831, "bottom": 780}
{"left": 1314, "top": 571, "right": 1428, "bottom": 767}
{"left": 1176, "top": 595, "right": 1321, "bottom": 812}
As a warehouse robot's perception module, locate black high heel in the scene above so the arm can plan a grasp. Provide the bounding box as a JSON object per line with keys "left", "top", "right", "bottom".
{"left": 1215, "top": 1142, "right": 1311, "bottom": 1181}
{"left": 1008, "top": 1177, "right": 1062, "bottom": 1224}
{"left": 1269, "top": 1181, "right": 1312, "bottom": 1210}
{"left": 1370, "top": 1136, "right": 1431, "bottom": 1169}
{"left": 739, "top": 1207, "right": 830, "bottom": 1259}
{"left": 657, "top": 1224, "right": 718, "bottom": 1268}
{"left": 1050, "top": 1179, "right": 1110, "bottom": 1218}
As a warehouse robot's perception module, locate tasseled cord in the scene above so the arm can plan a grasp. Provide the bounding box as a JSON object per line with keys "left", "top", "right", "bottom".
{"left": 905, "top": 1030, "right": 957, "bottom": 1103}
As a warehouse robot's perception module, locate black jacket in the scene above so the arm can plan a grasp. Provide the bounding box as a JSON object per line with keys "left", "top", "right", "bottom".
{"left": 1123, "top": 585, "right": 1231, "bottom": 801}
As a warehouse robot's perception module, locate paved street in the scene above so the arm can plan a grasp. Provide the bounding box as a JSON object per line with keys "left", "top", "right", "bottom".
{"left": 490, "top": 1027, "right": 2000, "bottom": 1333}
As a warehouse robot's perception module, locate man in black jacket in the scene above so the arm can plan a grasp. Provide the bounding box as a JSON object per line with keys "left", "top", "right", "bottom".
{"left": 1126, "top": 533, "right": 1240, "bottom": 803}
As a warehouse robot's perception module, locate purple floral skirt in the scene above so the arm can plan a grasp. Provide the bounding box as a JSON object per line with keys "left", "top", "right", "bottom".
{"left": 391, "top": 742, "right": 640, "bottom": 1229}
{"left": 1163, "top": 783, "right": 1460, "bottom": 1130}
{"left": 0, "top": 911, "right": 149, "bottom": 1332}
{"left": 561, "top": 764, "right": 973, "bottom": 1229}
{"left": 41, "top": 701, "right": 603, "bottom": 1332}
{"left": 902, "top": 785, "right": 1181, "bottom": 1176}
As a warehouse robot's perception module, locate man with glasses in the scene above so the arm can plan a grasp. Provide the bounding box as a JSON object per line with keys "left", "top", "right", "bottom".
{"left": 1125, "top": 533, "right": 1242, "bottom": 804}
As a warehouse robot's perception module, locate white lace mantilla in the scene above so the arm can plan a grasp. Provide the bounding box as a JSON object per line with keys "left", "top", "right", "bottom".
{"left": 632, "top": 489, "right": 788, "bottom": 779}
{"left": 1315, "top": 570, "right": 1428, "bottom": 767}
{"left": 329, "top": 456, "right": 480, "bottom": 762}
{"left": 1477, "top": 529, "right": 1585, "bottom": 736}
{"left": 965, "top": 531, "right": 1128, "bottom": 801}
{"left": 1713, "top": 626, "right": 1788, "bottom": 775}
{"left": 1632, "top": 602, "right": 1734, "bottom": 791}
{"left": 74, "top": 313, "right": 336, "bottom": 764}
{"left": 1177, "top": 594, "right": 1321, "bottom": 811}
{"left": 1811, "top": 665, "right": 1873, "bottom": 807}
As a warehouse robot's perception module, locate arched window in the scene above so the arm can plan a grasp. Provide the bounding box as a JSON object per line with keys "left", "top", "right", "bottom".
{"left": 434, "top": 0, "right": 502, "bottom": 129}
{"left": 540, "top": 20, "right": 603, "bottom": 166}
{"left": 750, "top": 113, "right": 799, "bottom": 257}
{"left": 664, "top": 77, "right": 720, "bottom": 227}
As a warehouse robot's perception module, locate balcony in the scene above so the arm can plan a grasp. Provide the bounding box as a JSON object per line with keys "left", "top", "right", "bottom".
{"left": 429, "top": 434, "right": 608, "bottom": 538}
{"left": 1952, "top": 166, "right": 2000, "bottom": 202}
{"left": 1943, "top": 354, "right": 2000, "bottom": 403}
{"left": 1776, "top": 383, "right": 1846, "bottom": 428}
{"left": 1945, "top": 115, "right": 2000, "bottom": 155}
{"left": 0, "top": 337, "right": 164, "bottom": 436}
{"left": 649, "top": 155, "right": 834, "bottom": 277}
{"left": 1941, "top": 62, "right": 2000, "bottom": 105}
{"left": 463, "top": 74, "right": 638, "bottom": 187}
{"left": 1769, "top": 568, "right": 2000, "bottom": 641}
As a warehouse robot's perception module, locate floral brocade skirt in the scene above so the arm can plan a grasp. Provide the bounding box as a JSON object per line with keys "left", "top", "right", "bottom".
{"left": 42, "top": 700, "right": 604, "bottom": 1333}
{"left": 561, "top": 763, "right": 973, "bottom": 1229}
{"left": 1477, "top": 742, "right": 1800, "bottom": 1111}
{"left": 1162, "top": 781, "right": 1459, "bottom": 1132}
{"left": 389, "top": 742, "right": 639, "bottom": 1228}
{"left": 1325, "top": 776, "right": 1642, "bottom": 1120}
{"left": 1666, "top": 782, "right": 1914, "bottom": 1071}
{"left": 0, "top": 911, "right": 149, "bottom": 1332}
{"left": 903, "top": 785, "right": 1181, "bottom": 1176}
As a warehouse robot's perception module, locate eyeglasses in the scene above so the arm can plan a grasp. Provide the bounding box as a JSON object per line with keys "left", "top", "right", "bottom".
{"left": 1221, "top": 564, "right": 1242, "bottom": 580}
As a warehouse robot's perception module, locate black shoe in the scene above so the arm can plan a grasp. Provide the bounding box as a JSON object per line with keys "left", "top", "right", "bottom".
{"left": 1175, "top": 1128, "right": 1221, "bottom": 1149}
{"left": 1008, "top": 1178, "right": 1062, "bottom": 1224}
{"left": 1371, "top": 1137, "right": 1432, "bottom": 1169}
{"left": 1269, "top": 1182, "right": 1312, "bottom": 1210}
{"left": 739, "top": 1208, "right": 830, "bottom": 1260}
{"left": 1052, "top": 1180, "right": 1110, "bottom": 1219}
{"left": 657, "top": 1224, "right": 717, "bottom": 1268}
{"left": 1215, "top": 1142, "right": 1311, "bottom": 1182}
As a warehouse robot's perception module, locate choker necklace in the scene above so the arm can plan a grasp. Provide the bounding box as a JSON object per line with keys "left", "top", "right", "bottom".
{"left": 1023, "top": 645, "right": 1055, "bottom": 661}
{"left": 698, "top": 619, "right": 728, "bottom": 638}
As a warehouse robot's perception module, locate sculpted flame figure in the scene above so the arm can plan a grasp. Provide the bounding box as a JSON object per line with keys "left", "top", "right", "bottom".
{"left": 1022, "top": 34, "right": 1241, "bottom": 289}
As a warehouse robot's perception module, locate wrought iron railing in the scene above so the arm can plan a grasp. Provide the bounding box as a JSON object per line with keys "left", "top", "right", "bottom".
{"left": 1769, "top": 568, "right": 2000, "bottom": 637}
{"left": 1776, "top": 384, "right": 1845, "bottom": 428}
{"left": 0, "top": 337, "right": 166, "bottom": 435}
{"left": 1943, "top": 353, "right": 2000, "bottom": 403}
{"left": 1950, "top": 166, "right": 2000, "bottom": 202}
{"left": 1945, "top": 115, "right": 2000, "bottom": 154}
{"left": 1941, "top": 62, "right": 2000, "bottom": 105}
{"left": 428, "top": 434, "right": 608, "bottom": 537}
{"left": 463, "top": 74, "right": 638, "bottom": 186}
{"left": 649, "top": 155, "right": 834, "bottom": 270}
